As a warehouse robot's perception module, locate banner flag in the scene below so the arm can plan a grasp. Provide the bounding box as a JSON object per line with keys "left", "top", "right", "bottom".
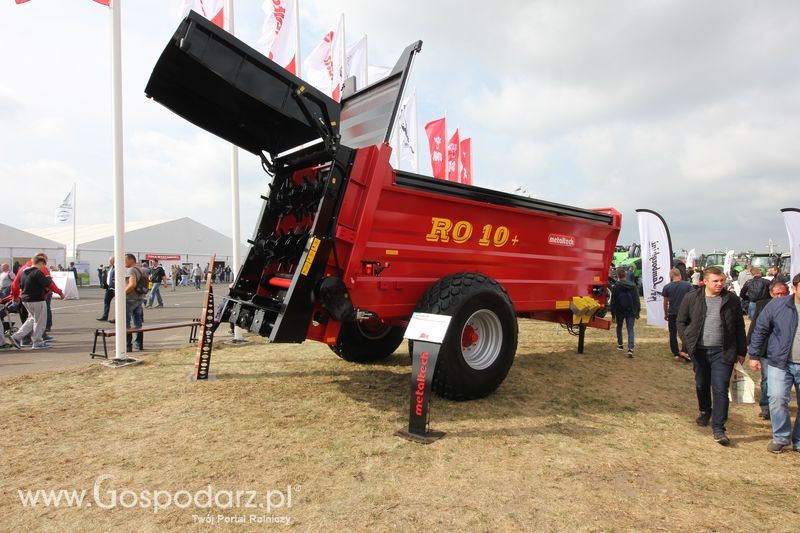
{"left": 396, "top": 91, "right": 418, "bottom": 172}
{"left": 180, "top": 0, "right": 224, "bottom": 28}
{"left": 446, "top": 129, "right": 460, "bottom": 182}
{"left": 723, "top": 250, "right": 735, "bottom": 277}
{"left": 55, "top": 190, "right": 74, "bottom": 225}
{"left": 368, "top": 64, "right": 391, "bottom": 84}
{"left": 636, "top": 209, "right": 673, "bottom": 328}
{"left": 781, "top": 208, "right": 800, "bottom": 282}
{"left": 17, "top": 0, "right": 110, "bottom": 5}
{"left": 257, "top": 0, "right": 299, "bottom": 75}
{"left": 686, "top": 248, "right": 696, "bottom": 268}
{"left": 424, "top": 118, "right": 446, "bottom": 179}
{"left": 304, "top": 16, "right": 345, "bottom": 101}
{"left": 459, "top": 137, "right": 472, "bottom": 185}
{"left": 346, "top": 35, "right": 367, "bottom": 90}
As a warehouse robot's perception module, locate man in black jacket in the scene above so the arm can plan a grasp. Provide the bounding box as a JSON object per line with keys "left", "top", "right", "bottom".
{"left": 741, "top": 269, "right": 770, "bottom": 319}
{"left": 677, "top": 266, "right": 747, "bottom": 446}
{"left": 10, "top": 255, "right": 58, "bottom": 350}
{"left": 97, "top": 256, "right": 115, "bottom": 322}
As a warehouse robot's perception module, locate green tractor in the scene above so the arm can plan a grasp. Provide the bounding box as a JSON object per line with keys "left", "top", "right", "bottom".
{"left": 700, "top": 250, "right": 743, "bottom": 279}
{"left": 746, "top": 252, "right": 782, "bottom": 276}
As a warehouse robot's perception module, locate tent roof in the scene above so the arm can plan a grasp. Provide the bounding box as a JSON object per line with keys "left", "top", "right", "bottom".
{"left": 26, "top": 219, "right": 173, "bottom": 247}
{"left": 0, "top": 222, "right": 66, "bottom": 250}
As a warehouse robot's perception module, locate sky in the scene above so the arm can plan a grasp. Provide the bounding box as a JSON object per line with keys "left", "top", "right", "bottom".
{"left": 1, "top": 0, "right": 798, "bottom": 255}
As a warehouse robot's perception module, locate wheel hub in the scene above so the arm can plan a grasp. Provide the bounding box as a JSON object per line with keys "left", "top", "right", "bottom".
{"left": 460, "top": 309, "right": 503, "bottom": 370}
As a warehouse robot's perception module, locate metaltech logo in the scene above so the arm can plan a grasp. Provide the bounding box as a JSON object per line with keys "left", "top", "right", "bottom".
{"left": 548, "top": 234, "right": 575, "bottom": 247}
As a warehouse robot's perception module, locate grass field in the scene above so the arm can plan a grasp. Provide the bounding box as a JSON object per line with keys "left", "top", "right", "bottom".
{"left": 2, "top": 318, "right": 799, "bottom": 531}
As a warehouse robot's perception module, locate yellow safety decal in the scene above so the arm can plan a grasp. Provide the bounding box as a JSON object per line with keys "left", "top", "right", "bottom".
{"left": 385, "top": 250, "right": 399, "bottom": 256}
{"left": 300, "top": 238, "right": 321, "bottom": 276}
{"left": 555, "top": 300, "right": 570, "bottom": 309}
{"left": 593, "top": 276, "right": 600, "bottom": 282}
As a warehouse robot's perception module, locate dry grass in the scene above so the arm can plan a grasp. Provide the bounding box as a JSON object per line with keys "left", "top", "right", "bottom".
{"left": 2, "top": 318, "right": 799, "bottom": 532}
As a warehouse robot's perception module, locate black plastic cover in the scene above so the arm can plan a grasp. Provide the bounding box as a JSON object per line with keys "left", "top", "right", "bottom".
{"left": 145, "top": 12, "right": 340, "bottom": 157}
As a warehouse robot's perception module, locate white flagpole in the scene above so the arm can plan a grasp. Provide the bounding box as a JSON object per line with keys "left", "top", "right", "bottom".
{"left": 72, "top": 182, "right": 77, "bottom": 262}
{"left": 294, "top": 0, "right": 301, "bottom": 78}
{"left": 412, "top": 90, "right": 419, "bottom": 173}
{"left": 362, "top": 33, "right": 369, "bottom": 89}
{"left": 226, "top": 0, "right": 247, "bottom": 344}
{"left": 111, "top": 0, "right": 127, "bottom": 360}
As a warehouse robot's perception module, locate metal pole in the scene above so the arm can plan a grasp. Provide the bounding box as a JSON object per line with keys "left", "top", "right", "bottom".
{"left": 111, "top": 0, "right": 126, "bottom": 360}
{"left": 72, "top": 182, "right": 77, "bottom": 262}
{"left": 226, "top": 0, "right": 247, "bottom": 344}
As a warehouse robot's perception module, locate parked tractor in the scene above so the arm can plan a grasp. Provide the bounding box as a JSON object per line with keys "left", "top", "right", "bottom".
{"left": 146, "top": 14, "right": 621, "bottom": 400}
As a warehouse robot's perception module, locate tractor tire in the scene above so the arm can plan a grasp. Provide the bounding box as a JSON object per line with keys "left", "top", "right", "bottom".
{"left": 330, "top": 320, "right": 405, "bottom": 363}
{"left": 411, "top": 272, "right": 518, "bottom": 400}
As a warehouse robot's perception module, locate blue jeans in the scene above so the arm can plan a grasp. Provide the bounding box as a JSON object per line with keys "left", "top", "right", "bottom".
{"left": 615, "top": 315, "right": 635, "bottom": 349}
{"left": 766, "top": 363, "right": 800, "bottom": 446}
{"left": 125, "top": 298, "right": 144, "bottom": 349}
{"left": 748, "top": 301, "right": 757, "bottom": 320}
{"left": 692, "top": 347, "right": 734, "bottom": 432}
{"left": 148, "top": 283, "right": 163, "bottom": 307}
{"left": 760, "top": 361, "right": 769, "bottom": 409}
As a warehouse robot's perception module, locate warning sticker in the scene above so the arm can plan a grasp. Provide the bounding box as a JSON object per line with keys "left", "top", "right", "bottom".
{"left": 300, "top": 238, "right": 321, "bottom": 276}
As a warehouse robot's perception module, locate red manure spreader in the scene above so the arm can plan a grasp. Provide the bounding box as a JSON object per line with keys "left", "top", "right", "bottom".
{"left": 146, "top": 13, "right": 621, "bottom": 400}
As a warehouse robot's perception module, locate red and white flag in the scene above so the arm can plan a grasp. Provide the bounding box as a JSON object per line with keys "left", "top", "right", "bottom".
{"left": 424, "top": 117, "right": 447, "bottom": 180}
{"left": 459, "top": 137, "right": 472, "bottom": 185}
{"left": 304, "top": 16, "right": 345, "bottom": 101}
{"left": 257, "top": 0, "right": 299, "bottom": 76}
{"left": 17, "top": 0, "right": 110, "bottom": 4}
{"left": 179, "top": 0, "right": 224, "bottom": 29}
{"left": 446, "top": 128, "right": 460, "bottom": 182}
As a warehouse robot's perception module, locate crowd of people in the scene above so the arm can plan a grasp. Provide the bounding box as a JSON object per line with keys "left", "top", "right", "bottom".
{"left": 609, "top": 262, "right": 800, "bottom": 453}
{"left": 3, "top": 254, "right": 234, "bottom": 354}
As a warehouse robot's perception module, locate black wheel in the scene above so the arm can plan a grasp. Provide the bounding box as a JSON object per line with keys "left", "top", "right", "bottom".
{"left": 411, "top": 272, "right": 517, "bottom": 400}
{"left": 330, "top": 319, "right": 405, "bottom": 363}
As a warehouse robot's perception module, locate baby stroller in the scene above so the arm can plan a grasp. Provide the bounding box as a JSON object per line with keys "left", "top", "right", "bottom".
{"left": 1, "top": 295, "right": 19, "bottom": 341}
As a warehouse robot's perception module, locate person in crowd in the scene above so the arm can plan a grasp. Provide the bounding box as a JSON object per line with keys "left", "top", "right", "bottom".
{"left": 97, "top": 264, "right": 106, "bottom": 289}
{"left": 12, "top": 261, "right": 20, "bottom": 275}
{"left": 11, "top": 252, "right": 63, "bottom": 345}
{"left": 737, "top": 265, "right": 753, "bottom": 290}
{"left": 662, "top": 268, "right": 693, "bottom": 362}
{"left": 677, "top": 266, "right": 746, "bottom": 446}
{"left": 68, "top": 262, "right": 78, "bottom": 281}
{"left": 171, "top": 264, "right": 179, "bottom": 291}
{"left": 141, "top": 261, "right": 151, "bottom": 280}
{"left": 192, "top": 264, "right": 203, "bottom": 289}
{"left": 736, "top": 265, "right": 753, "bottom": 315}
{"left": 690, "top": 267, "right": 701, "bottom": 287}
{"left": 124, "top": 253, "right": 147, "bottom": 351}
{"left": 741, "top": 267, "right": 771, "bottom": 319}
{"left": 609, "top": 267, "right": 640, "bottom": 358}
{"left": 748, "top": 273, "right": 800, "bottom": 453}
{"left": 97, "top": 256, "right": 115, "bottom": 322}
{"left": 0, "top": 263, "right": 14, "bottom": 299}
{"left": 747, "top": 280, "right": 789, "bottom": 420}
{"left": 767, "top": 265, "right": 788, "bottom": 286}
{"left": 146, "top": 259, "right": 166, "bottom": 309}
{"left": 9, "top": 254, "right": 61, "bottom": 350}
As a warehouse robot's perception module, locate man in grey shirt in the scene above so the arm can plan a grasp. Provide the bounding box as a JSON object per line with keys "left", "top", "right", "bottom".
{"left": 677, "top": 266, "right": 746, "bottom": 446}
{"left": 748, "top": 273, "right": 800, "bottom": 453}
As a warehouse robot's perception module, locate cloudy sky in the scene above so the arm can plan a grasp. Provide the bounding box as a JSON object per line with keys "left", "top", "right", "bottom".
{"left": 1, "top": 0, "right": 798, "bottom": 254}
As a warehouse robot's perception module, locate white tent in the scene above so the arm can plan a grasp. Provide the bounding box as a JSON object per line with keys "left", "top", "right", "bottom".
{"left": 0, "top": 222, "right": 66, "bottom": 268}
{"left": 27, "top": 217, "right": 249, "bottom": 285}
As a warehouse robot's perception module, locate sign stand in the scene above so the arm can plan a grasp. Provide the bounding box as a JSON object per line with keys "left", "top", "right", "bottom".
{"left": 188, "top": 255, "right": 217, "bottom": 381}
{"left": 395, "top": 313, "right": 451, "bottom": 444}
